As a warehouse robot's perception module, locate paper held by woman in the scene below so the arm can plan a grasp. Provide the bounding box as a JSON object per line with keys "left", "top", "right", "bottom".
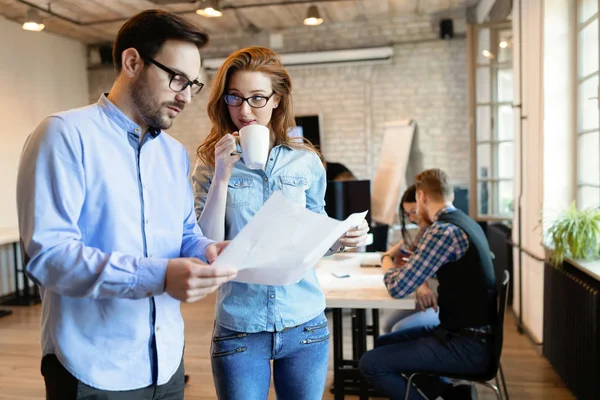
{"left": 212, "top": 191, "right": 367, "bottom": 285}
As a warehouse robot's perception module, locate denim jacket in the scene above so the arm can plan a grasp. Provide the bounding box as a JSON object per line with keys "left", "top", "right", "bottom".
{"left": 192, "top": 145, "right": 327, "bottom": 332}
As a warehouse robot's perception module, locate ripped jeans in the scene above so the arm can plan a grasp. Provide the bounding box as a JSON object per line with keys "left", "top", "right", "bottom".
{"left": 210, "top": 313, "right": 330, "bottom": 400}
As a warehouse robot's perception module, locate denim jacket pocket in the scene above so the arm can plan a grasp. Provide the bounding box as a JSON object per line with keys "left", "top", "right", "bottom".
{"left": 279, "top": 176, "right": 308, "bottom": 205}
{"left": 227, "top": 177, "right": 254, "bottom": 207}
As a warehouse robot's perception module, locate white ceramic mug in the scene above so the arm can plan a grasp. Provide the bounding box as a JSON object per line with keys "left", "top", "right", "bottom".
{"left": 239, "top": 124, "right": 270, "bottom": 170}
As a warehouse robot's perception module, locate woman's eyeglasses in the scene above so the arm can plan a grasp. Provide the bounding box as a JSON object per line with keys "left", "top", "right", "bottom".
{"left": 223, "top": 93, "right": 275, "bottom": 108}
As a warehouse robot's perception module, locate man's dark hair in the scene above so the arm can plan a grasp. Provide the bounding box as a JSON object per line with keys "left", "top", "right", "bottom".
{"left": 112, "top": 9, "right": 209, "bottom": 73}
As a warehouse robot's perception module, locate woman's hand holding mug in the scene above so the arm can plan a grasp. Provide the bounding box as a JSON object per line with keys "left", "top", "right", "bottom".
{"left": 214, "top": 133, "right": 240, "bottom": 182}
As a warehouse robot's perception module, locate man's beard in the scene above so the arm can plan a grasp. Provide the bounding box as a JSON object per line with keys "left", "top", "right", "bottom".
{"left": 418, "top": 205, "right": 432, "bottom": 225}
{"left": 130, "top": 72, "right": 185, "bottom": 131}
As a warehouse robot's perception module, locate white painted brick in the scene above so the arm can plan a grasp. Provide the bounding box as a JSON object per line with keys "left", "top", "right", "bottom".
{"left": 87, "top": 16, "right": 469, "bottom": 186}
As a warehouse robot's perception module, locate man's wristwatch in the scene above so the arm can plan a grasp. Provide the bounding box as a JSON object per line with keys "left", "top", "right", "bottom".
{"left": 381, "top": 253, "right": 393, "bottom": 263}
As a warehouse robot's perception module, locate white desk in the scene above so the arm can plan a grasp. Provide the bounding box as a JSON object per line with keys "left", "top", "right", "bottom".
{"left": 0, "top": 227, "right": 19, "bottom": 247}
{"left": 317, "top": 252, "right": 415, "bottom": 310}
{"left": 316, "top": 253, "right": 414, "bottom": 400}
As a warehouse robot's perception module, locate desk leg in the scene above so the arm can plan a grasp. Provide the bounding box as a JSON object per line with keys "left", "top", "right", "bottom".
{"left": 12, "top": 243, "right": 20, "bottom": 303}
{"left": 370, "top": 309, "right": 380, "bottom": 340}
{"left": 351, "top": 310, "right": 360, "bottom": 362}
{"left": 332, "top": 308, "right": 344, "bottom": 400}
{"left": 0, "top": 309, "right": 12, "bottom": 318}
{"left": 17, "top": 242, "right": 33, "bottom": 301}
{"left": 353, "top": 309, "right": 370, "bottom": 400}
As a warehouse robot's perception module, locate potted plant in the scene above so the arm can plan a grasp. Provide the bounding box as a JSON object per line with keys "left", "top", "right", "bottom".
{"left": 545, "top": 202, "right": 600, "bottom": 267}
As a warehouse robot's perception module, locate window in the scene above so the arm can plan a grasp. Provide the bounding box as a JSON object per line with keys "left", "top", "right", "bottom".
{"left": 577, "top": 0, "right": 600, "bottom": 209}
{"left": 470, "top": 22, "right": 514, "bottom": 219}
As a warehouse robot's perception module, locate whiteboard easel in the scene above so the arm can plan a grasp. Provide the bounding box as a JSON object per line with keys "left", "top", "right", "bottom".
{"left": 371, "top": 120, "right": 416, "bottom": 226}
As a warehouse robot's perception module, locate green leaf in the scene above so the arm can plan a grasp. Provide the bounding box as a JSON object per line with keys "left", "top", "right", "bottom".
{"left": 543, "top": 203, "right": 600, "bottom": 266}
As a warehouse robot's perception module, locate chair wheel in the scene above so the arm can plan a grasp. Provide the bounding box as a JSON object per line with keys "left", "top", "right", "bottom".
{"left": 184, "top": 374, "right": 190, "bottom": 385}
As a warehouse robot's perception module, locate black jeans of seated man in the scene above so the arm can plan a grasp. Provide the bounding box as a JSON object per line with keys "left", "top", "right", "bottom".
{"left": 358, "top": 324, "right": 492, "bottom": 400}
{"left": 41, "top": 354, "right": 185, "bottom": 400}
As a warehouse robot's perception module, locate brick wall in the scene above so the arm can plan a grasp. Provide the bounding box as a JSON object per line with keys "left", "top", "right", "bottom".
{"left": 88, "top": 14, "right": 469, "bottom": 185}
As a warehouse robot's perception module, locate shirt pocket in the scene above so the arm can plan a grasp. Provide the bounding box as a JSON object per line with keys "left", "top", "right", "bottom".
{"left": 278, "top": 176, "right": 308, "bottom": 205}
{"left": 227, "top": 177, "right": 254, "bottom": 208}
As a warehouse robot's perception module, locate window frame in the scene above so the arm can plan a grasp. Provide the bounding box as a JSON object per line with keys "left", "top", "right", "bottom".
{"left": 576, "top": 0, "right": 600, "bottom": 210}
{"left": 468, "top": 21, "right": 515, "bottom": 221}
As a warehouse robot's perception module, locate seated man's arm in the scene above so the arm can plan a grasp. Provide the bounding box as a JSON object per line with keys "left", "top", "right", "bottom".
{"left": 383, "top": 223, "right": 469, "bottom": 298}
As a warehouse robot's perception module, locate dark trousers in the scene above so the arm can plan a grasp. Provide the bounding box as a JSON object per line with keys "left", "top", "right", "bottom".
{"left": 41, "top": 354, "right": 185, "bottom": 400}
{"left": 359, "top": 325, "right": 491, "bottom": 400}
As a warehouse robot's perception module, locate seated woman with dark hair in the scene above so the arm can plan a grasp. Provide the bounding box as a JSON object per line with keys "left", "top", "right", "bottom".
{"left": 379, "top": 185, "right": 440, "bottom": 333}
{"left": 325, "top": 161, "right": 357, "bottom": 181}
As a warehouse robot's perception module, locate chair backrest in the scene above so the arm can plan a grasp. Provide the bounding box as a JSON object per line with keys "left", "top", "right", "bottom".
{"left": 488, "top": 269, "right": 510, "bottom": 379}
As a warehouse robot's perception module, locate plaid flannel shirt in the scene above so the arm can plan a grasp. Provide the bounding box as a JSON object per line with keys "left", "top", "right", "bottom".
{"left": 384, "top": 206, "right": 469, "bottom": 298}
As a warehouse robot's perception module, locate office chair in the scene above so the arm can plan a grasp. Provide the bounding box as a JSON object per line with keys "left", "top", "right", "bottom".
{"left": 403, "top": 270, "right": 510, "bottom": 400}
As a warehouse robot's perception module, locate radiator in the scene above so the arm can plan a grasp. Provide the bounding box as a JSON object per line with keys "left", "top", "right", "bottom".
{"left": 543, "top": 262, "right": 600, "bottom": 400}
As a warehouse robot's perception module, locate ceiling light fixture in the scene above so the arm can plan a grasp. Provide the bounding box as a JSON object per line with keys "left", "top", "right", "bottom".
{"left": 196, "top": 0, "right": 222, "bottom": 17}
{"left": 22, "top": 8, "right": 45, "bottom": 31}
{"left": 303, "top": 5, "right": 323, "bottom": 26}
{"left": 499, "top": 41, "right": 508, "bottom": 48}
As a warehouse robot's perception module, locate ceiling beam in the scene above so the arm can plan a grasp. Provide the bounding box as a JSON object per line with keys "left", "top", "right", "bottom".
{"left": 15, "top": 0, "right": 359, "bottom": 26}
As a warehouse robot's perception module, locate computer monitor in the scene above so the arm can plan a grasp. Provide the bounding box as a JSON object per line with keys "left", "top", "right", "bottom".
{"left": 324, "top": 179, "right": 371, "bottom": 225}
{"left": 292, "top": 115, "right": 321, "bottom": 149}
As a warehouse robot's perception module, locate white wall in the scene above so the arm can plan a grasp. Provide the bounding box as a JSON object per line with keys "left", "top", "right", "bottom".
{"left": 512, "top": 0, "right": 580, "bottom": 343}
{"left": 0, "top": 16, "right": 89, "bottom": 296}
{"left": 511, "top": 0, "right": 545, "bottom": 342}
{"left": 90, "top": 40, "right": 470, "bottom": 186}
{"left": 0, "top": 16, "right": 89, "bottom": 229}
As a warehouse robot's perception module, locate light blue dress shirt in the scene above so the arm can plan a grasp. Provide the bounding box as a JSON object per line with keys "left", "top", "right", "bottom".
{"left": 192, "top": 145, "right": 327, "bottom": 333}
{"left": 16, "top": 95, "right": 214, "bottom": 390}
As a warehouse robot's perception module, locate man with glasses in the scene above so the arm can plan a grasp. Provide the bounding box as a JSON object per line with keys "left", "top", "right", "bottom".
{"left": 17, "top": 10, "right": 237, "bottom": 400}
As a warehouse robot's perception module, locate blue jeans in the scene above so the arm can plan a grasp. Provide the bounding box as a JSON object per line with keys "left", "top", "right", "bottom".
{"left": 380, "top": 308, "right": 440, "bottom": 334}
{"left": 211, "top": 313, "right": 330, "bottom": 400}
{"left": 359, "top": 325, "right": 492, "bottom": 400}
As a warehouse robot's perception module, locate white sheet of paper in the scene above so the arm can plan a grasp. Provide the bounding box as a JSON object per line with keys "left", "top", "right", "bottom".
{"left": 212, "top": 191, "right": 368, "bottom": 285}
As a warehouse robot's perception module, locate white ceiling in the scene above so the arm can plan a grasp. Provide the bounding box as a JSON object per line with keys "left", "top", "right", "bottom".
{"left": 0, "top": 0, "right": 473, "bottom": 44}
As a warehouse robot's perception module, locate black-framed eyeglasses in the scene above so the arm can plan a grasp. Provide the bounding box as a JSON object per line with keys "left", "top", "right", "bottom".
{"left": 223, "top": 93, "right": 275, "bottom": 108}
{"left": 146, "top": 58, "right": 204, "bottom": 97}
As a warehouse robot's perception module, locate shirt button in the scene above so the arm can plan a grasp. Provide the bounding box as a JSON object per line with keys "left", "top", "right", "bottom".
{"left": 156, "top": 326, "right": 161, "bottom": 332}
{"left": 146, "top": 291, "right": 152, "bottom": 297}
{"left": 145, "top": 219, "right": 149, "bottom": 225}
{"left": 148, "top": 254, "right": 153, "bottom": 258}
{"left": 264, "top": 177, "right": 268, "bottom": 181}
{"left": 135, "top": 128, "right": 140, "bottom": 133}
{"left": 270, "top": 294, "right": 275, "bottom": 299}
{"left": 270, "top": 158, "right": 273, "bottom": 161}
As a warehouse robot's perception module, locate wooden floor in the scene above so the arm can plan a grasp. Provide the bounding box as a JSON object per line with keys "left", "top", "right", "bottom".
{"left": 0, "top": 294, "right": 575, "bottom": 400}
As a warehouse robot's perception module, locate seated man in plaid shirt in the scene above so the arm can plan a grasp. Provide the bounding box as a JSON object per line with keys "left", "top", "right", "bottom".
{"left": 359, "top": 168, "right": 497, "bottom": 400}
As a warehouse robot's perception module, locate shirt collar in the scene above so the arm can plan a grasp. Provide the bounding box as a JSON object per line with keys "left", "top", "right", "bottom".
{"left": 433, "top": 204, "right": 457, "bottom": 222}
{"left": 97, "top": 93, "right": 161, "bottom": 138}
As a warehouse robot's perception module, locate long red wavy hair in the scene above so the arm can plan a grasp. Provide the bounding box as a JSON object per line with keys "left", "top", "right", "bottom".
{"left": 197, "top": 46, "right": 320, "bottom": 167}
